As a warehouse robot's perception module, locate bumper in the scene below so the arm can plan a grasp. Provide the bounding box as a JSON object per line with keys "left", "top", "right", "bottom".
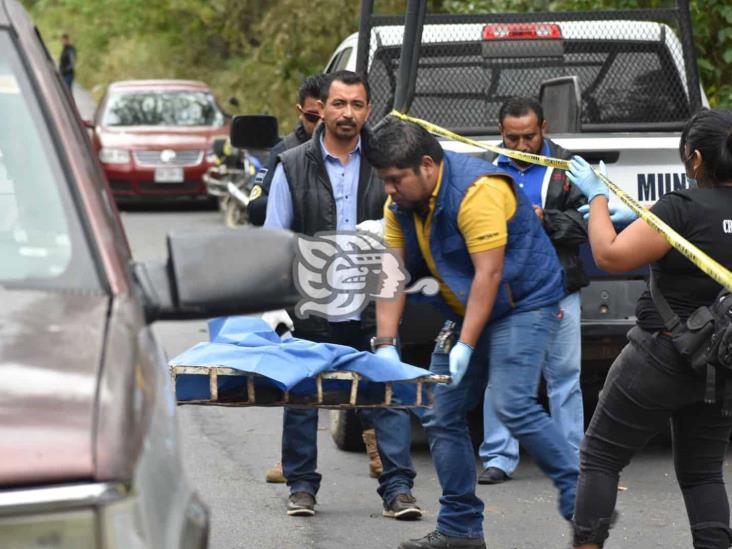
{"left": 0, "top": 482, "right": 209, "bottom": 549}
{"left": 581, "top": 319, "right": 634, "bottom": 339}
{"left": 103, "top": 163, "right": 211, "bottom": 198}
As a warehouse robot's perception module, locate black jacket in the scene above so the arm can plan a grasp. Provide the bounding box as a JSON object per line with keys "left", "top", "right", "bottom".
{"left": 485, "top": 139, "right": 589, "bottom": 293}
{"left": 248, "top": 122, "right": 310, "bottom": 226}
{"left": 59, "top": 45, "right": 76, "bottom": 75}
{"left": 278, "top": 124, "right": 386, "bottom": 337}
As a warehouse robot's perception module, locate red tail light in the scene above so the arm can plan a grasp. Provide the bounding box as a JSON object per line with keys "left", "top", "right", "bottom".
{"left": 482, "top": 23, "right": 562, "bottom": 40}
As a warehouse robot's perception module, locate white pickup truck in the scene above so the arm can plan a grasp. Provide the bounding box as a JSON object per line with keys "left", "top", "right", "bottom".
{"left": 325, "top": 5, "right": 708, "bottom": 449}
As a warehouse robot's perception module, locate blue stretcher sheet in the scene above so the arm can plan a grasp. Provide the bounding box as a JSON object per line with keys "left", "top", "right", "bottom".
{"left": 170, "top": 316, "right": 433, "bottom": 406}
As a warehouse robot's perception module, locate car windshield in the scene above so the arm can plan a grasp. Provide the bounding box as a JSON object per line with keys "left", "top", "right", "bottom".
{"left": 101, "top": 90, "right": 225, "bottom": 127}
{"left": 0, "top": 33, "right": 81, "bottom": 284}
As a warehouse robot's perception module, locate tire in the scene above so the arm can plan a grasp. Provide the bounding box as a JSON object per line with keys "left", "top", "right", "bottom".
{"left": 224, "top": 198, "right": 248, "bottom": 228}
{"left": 329, "top": 410, "right": 365, "bottom": 452}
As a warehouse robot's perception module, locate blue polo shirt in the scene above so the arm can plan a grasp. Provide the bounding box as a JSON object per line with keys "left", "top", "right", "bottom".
{"left": 496, "top": 140, "right": 550, "bottom": 207}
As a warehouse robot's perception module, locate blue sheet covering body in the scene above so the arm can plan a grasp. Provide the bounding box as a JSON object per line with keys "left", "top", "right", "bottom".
{"left": 170, "top": 316, "right": 433, "bottom": 405}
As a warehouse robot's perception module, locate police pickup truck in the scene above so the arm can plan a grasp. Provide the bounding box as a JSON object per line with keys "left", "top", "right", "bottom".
{"left": 326, "top": 2, "right": 708, "bottom": 450}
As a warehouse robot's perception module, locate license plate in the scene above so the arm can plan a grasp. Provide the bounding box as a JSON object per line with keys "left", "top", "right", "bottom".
{"left": 154, "top": 167, "right": 184, "bottom": 183}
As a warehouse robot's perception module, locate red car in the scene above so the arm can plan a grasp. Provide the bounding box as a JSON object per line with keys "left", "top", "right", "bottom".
{"left": 90, "top": 79, "right": 230, "bottom": 200}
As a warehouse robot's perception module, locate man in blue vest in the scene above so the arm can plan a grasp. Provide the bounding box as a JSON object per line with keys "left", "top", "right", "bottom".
{"left": 365, "top": 118, "right": 578, "bottom": 549}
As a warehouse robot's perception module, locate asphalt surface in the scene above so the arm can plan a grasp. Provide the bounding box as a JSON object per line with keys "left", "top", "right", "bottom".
{"left": 115, "top": 205, "right": 732, "bottom": 549}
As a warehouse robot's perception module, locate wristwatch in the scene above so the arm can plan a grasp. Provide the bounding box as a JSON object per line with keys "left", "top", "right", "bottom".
{"left": 370, "top": 336, "right": 398, "bottom": 352}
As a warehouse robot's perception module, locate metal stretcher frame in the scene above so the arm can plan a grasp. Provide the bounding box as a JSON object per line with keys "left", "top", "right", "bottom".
{"left": 170, "top": 365, "right": 451, "bottom": 409}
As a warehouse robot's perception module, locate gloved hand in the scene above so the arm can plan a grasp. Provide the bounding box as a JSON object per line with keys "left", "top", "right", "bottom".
{"left": 578, "top": 202, "right": 638, "bottom": 226}
{"left": 260, "top": 309, "right": 294, "bottom": 334}
{"left": 375, "top": 345, "right": 400, "bottom": 363}
{"left": 567, "top": 156, "right": 609, "bottom": 204}
{"left": 356, "top": 218, "right": 385, "bottom": 239}
{"left": 449, "top": 341, "right": 473, "bottom": 387}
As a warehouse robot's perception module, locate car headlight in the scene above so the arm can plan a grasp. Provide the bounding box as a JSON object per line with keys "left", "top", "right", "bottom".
{"left": 99, "top": 147, "right": 130, "bottom": 164}
{"left": 0, "top": 509, "right": 97, "bottom": 548}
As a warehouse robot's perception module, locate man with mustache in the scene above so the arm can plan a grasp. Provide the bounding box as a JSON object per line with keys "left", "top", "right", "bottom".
{"left": 478, "top": 96, "right": 589, "bottom": 486}
{"left": 264, "top": 70, "right": 420, "bottom": 521}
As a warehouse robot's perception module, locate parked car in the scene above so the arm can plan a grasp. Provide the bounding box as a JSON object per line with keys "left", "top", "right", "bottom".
{"left": 89, "top": 79, "right": 230, "bottom": 201}
{"left": 0, "top": 1, "right": 298, "bottom": 547}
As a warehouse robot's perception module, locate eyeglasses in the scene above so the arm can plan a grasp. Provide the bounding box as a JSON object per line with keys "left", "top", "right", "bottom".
{"left": 298, "top": 106, "right": 321, "bottom": 124}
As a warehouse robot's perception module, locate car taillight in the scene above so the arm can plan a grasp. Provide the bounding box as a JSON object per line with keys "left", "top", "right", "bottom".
{"left": 482, "top": 23, "right": 562, "bottom": 40}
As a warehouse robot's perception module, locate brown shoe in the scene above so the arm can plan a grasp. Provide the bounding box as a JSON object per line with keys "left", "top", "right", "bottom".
{"left": 265, "top": 462, "right": 286, "bottom": 483}
{"left": 383, "top": 493, "right": 423, "bottom": 521}
{"left": 287, "top": 491, "right": 316, "bottom": 517}
{"left": 362, "top": 428, "right": 384, "bottom": 478}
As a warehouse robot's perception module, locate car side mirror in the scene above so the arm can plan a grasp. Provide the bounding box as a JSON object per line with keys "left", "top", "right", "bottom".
{"left": 134, "top": 227, "right": 299, "bottom": 322}
{"left": 230, "top": 114, "right": 280, "bottom": 149}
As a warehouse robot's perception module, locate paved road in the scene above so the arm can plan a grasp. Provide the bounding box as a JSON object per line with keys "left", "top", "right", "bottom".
{"left": 121, "top": 206, "right": 731, "bottom": 549}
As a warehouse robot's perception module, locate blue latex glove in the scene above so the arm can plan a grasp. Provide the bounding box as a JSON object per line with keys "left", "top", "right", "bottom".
{"left": 448, "top": 341, "right": 473, "bottom": 387}
{"left": 567, "top": 156, "right": 609, "bottom": 203}
{"left": 578, "top": 202, "right": 638, "bottom": 225}
{"left": 375, "top": 345, "right": 400, "bottom": 363}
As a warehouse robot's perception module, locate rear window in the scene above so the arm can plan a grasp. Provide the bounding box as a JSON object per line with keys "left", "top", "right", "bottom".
{"left": 368, "top": 39, "right": 690, "bottom": 132}
{"left": 101, "top": 90, "right": 225, "bottom": 127}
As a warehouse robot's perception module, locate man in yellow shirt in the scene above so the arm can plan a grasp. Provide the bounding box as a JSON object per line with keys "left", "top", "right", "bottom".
{"left": 366, "top": 118, "right": 577, "bottom": 549}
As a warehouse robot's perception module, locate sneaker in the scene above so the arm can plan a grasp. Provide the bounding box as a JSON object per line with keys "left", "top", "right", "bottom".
{"left": 383, "top": 493, "right": 423, "bottom": 521}
{"left": 398, "top": 530, "right": 486, "bottom": 549}
{"left": 477, "top": 467, "right": 510, "bottom": 485}
{"left": 265, "top": 462, "right": 286, "bottom": 483}
{"left": 286, "top": 491, "right": 316, "bottom": 517}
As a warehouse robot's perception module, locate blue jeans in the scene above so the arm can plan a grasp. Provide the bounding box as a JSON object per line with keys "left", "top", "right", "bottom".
{"left": 62, "top": 72, "right": 73, "bottom": 89}
{"left": 480, "top": 292, "right": 583, "bottom": 474}
{"left": 281, "top": 321, "right": 416, "bottom": 505}
{"left": 282, "top": 406, "right": 415, "bottom": 504}
{"left": 423, "top": 305, "right": 578, "bottom": 539}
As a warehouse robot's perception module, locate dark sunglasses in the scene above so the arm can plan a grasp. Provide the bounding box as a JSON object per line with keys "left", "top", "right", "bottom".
{"left": 298, "top": 107, "right": 321, "bottom": 124}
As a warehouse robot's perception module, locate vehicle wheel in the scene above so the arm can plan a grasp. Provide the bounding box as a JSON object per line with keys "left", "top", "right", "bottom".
{"left": 224, "top": 199, "right": 248, "bottom": 228}
{"left": 329, "top": 410, "right": 365, "bottom": 452}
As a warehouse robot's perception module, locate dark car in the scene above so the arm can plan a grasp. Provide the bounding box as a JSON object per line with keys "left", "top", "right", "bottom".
{"left": 0, "top": 1, "right": 298, "bottom": 546}
{"left": 90, "top": 79, "right": 230, "bottom": 200}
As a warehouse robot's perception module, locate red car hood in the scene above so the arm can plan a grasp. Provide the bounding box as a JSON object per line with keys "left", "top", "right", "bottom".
{"left": 97, "top": 126, "right": 228, "bottom": 150}
{"left": 0, "top": 289, "right": 109, "bottom": 486}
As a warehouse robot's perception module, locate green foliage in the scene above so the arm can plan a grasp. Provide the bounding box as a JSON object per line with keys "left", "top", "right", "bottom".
{"left": 24, "top": 0, "right": 729, "bottom": 132}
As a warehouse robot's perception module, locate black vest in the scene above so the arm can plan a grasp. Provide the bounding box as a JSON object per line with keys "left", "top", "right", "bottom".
{"left": 278, "top": 125, "right": 386, "bottom": 338}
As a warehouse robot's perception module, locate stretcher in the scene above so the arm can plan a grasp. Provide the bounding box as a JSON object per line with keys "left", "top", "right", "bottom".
{"left": 168, "top": 317, "right": 451, "bottom": 409}
{"left": 170, "top": 365, "right": 450, "bottom": 409}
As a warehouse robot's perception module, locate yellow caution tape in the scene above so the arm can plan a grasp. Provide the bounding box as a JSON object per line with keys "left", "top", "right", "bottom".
{"left": 389, "top": 110, "right": 732, "bottom": 292}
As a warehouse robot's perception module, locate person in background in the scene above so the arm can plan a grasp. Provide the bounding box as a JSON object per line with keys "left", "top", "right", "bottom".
{"left": 568, "top": 108, "right": 732, "bottom": 549}
{"left": 478, "top": 96, "right": 587, "bottom": 485}
{"left": 248, "top": 73, "right": 327, "bottom": 227}
{"left": 58, "top": 34, "right": 76, "bottom": 90}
